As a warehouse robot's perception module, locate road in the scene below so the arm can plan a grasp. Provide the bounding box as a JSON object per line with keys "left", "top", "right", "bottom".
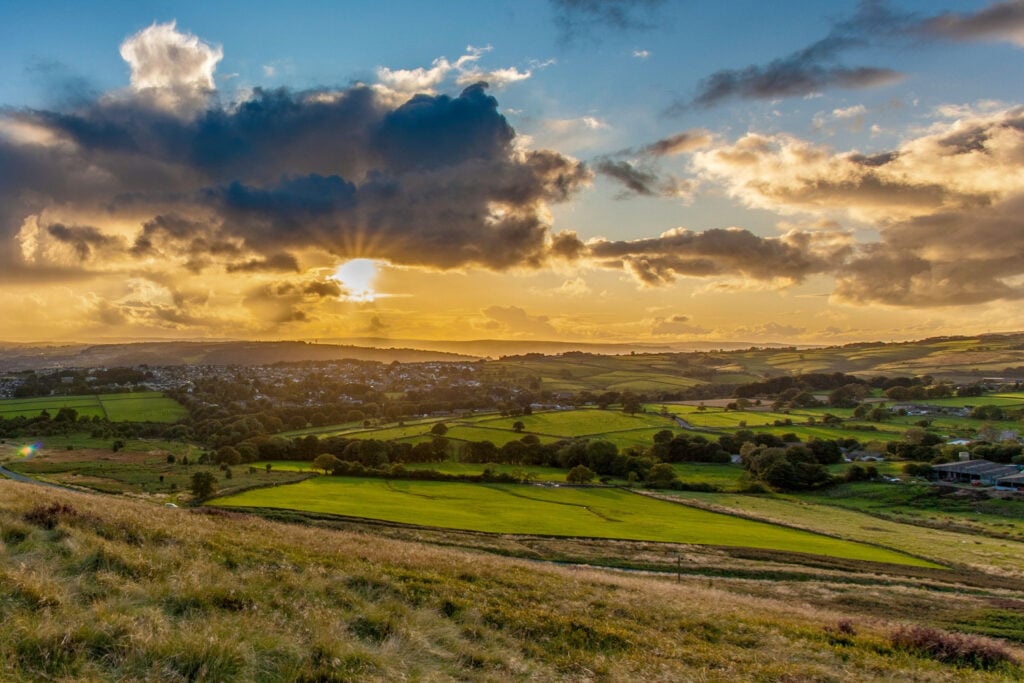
{"left": 0, "top": 446, "right": 72, "bottom": 491}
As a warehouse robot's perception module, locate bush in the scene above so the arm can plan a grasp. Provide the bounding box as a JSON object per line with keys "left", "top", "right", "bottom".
{"left": 23, "top": 502, "right": 79, "bottom": 529}
{"left": 890, "top": 625, "right": 1017, "bottom": 670}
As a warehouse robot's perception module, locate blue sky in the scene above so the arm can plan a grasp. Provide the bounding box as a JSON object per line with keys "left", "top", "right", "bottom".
{"left": 1, "top": 1, "right": 1023, "bottom": 344}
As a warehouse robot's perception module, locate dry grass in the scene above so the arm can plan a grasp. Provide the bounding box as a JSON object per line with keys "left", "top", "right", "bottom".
{"left": 1, "top": 480, "right": 1022, "bottom": 681}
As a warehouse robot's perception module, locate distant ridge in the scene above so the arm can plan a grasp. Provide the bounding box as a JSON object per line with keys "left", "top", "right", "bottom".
{"left": 0, "top": 340, "right": 475, "bottom": 371}
{"left": 326, "top": 337, "right": 795, "bottom": 358}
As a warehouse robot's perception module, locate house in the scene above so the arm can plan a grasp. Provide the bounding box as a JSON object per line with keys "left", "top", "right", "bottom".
{"left": 931, "top": 459, "right": 1023, "bottom": 486}
{"left": 996, "top": 472, "right": 1024, "bottom": 491}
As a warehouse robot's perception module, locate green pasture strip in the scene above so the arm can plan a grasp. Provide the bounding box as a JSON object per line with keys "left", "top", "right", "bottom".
{"left": 346, "top": 423, "right": 438, "bottom": 441}
{"left": 98, "top": 393, "right": 187, "bottom": 422}
{"left": 900, "top": 396, "right": 1024, "bottom": 408}
{"left": 213, "top": 477, "right": 935, "bottom": 567}
{"left": 254, "top": 460, "right": 314, "bottom": 472}
{"left": 0, "top": 394, "right": 104, "bottom": 419}
{"left": 0, "top": 392, "right": 185, "bottom": 423}
{"left": 664, "top": 406, "right": 798, "bottom": 429}
{"left": 472, "top": 409, "right": 674, "bottom": 437}
{"left": 443, "top": 425, "right": 560, "bottom": 446}
{"left": 402, "top": 461, "right": 568, "bottom": 482}
{"left": 749, "top": 424, "right": 904, "bottom": 443}
{"left": 667, "top": 490, "right": 1023, "bottom": 573}
{"left": 279, "top": 416, "right": 440, "bottom": 439}
{"left": 669, "top": 463, "right": 746, "bottom": 490}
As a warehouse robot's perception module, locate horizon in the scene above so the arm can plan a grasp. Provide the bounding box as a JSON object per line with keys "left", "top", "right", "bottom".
{"left": 1, "top": 2, "right": 1023, "bottom": 346}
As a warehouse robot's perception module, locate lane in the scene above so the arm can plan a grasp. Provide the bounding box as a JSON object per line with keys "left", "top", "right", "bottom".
{"left": 0, "top": 447, "right": 77, "bottom": 491}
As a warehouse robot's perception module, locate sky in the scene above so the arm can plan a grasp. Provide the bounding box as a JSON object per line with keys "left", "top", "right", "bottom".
{"left": 1, "top": 0, "right": 1023, "bottom": 346}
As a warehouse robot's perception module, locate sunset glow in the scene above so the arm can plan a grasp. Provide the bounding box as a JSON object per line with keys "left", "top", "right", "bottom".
{"left": 0, "top": 3, "right": 1021, "bottom": 345}
{"left": 333, "top": 259, "right": 380, "bottom": 303}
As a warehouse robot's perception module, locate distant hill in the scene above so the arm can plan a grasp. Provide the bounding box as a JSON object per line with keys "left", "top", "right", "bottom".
{"left": 327, "top": 337, "right": 790, "bottom": 358}
{"left": 0, "top": 340, "right": 474, "bottom": 371}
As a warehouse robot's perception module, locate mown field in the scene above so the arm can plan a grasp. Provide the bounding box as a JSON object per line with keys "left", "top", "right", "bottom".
{"left": 664, "top": 490, "right": 1024, "bottom": 577}
{"left": 213, "top": 477, "right": 936, "bottom": 567}
{"left": 0, "top": 391, "right": 187, "bottom": 423}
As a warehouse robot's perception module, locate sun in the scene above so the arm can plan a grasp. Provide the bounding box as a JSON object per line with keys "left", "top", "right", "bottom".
{"left": 332, "top": 259, "right": 379, "bottom": 302}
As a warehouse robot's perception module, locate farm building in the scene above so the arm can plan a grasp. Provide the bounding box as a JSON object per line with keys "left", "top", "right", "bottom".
{"left": 931, "top": 460, "right": 1023, "bottom": 486}
{"left": 996, "top": 472, "right": 1024, "bottom": 491}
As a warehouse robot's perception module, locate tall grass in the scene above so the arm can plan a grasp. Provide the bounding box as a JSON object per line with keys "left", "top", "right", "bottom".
{"left": 0, "top": 480, "right": 1021, "bottom": 681}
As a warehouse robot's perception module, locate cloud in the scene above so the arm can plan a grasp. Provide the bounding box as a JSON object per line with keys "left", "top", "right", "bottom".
{"left": 919, "top": 1, "right": 1024, "bottom": 47}
{"left": 632, "top": 49, "right": 651, "bottom": 59}
{"left": 360, "top": 315, "right": 389, "bottom": 334}
{"left": 588, "top": 226, "right": 853, "bottom": 286}
{"left": 594, "top": 159, "right": 691, "bottom": 198}
{"left": 672, "top": 2, "right": 906, "bottom": 110}
{"left": 377, "top": 45, "right": 533, "bottom": 97}
{"left": 118, "top": 21, "right": 223, "bottom": 113}
{"left": 640, "top": 129, "right": 712, "bottom": 156}
{"left": 0, "top": 76, "right": 590, "bottom": 280}
{"left": 482, "top": 305, "right": 557, "bottom": 336}
{"left": 550, "top": 0, "right": 666, "bottom": 43}
{"left": 556, "top": 277, "right": 590, "bottom": 296}
{"left": 456, "top": 67, "right": 532, "bottom": 88}
{"left": 730, "top": 322, "right": 807, "bottom": 340}
{"left": 690, "top": 108, "right": 1024, "bottom": 223}
{"left": 651, "top": 314, "right": 710, "bottom": 335}
{"left": 688, "top": 106, "right": 1024, "bottom": 307}
{"left": 225, "top": 253, "right": 301, "bottom": 273}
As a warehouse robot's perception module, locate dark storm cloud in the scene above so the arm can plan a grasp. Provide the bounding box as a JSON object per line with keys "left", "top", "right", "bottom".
{"left": 588, "top": 227, "right": 851, "bottom": 286}
{"left": 550, "top": 0, "right": 665, "bottom": 43}
{"left": 46, "top": 224, "right": 124, "bottom": 259}
{"left": 1, "top": 81, "right": 589, "bottom": 274}
{"left": 919, "top": 1, "right": 1024, "bottom": 46}
{"left": 672, "top": 1, "right": 908, "bottom": 110}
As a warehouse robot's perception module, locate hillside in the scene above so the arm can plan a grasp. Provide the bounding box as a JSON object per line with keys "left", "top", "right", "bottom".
{"left": 0, "top": 341, "right": 474, "bottom": 371}
{"left": 1, "top": 481, "right": 1022, "bottom": 681}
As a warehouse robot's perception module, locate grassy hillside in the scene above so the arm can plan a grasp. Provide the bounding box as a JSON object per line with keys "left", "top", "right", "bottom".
{"left": 1, "top": 481, "right": 1022, "bottom": 681}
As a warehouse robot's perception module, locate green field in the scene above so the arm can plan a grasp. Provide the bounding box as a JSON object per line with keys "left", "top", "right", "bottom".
{"left": 213, "top": 477, "right": 937, "bottom": 567}
{"left": 666, "top": 490, "right": 1024, "bottom": 574}
{"left": 0, "top": 392, "right": 186, "bottom": 423}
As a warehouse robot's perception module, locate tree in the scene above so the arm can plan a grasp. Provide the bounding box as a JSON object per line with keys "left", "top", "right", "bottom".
{"left": 430, "top": 422, "right": 449, "bottom": 436}
{"left": 646, "top": 463, "right": 678, "bottom": 487}
{"left": 313, "top": 453, "right": 341, "bottom": 475}
{"left": 190, "top": 471, "right": 217, "bottom": 499}
{"left": 54, "top": 407, "right": 78, "bottom": 423}
{"left": 512, "top": 420, "right": 525, "bottom": 433}
{"left": 566, "top": 465, "right": 596, "bottom": 484}
{"left": 215, "top": 446, "right": 242, "bottom": 466}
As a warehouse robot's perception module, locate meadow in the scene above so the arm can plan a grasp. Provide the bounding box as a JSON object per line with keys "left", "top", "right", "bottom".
{"left": 213, "top": 477, "right": 936, "bottom": 567}
{"left": 0, "top": 391, "right": 187, "bottom": 423}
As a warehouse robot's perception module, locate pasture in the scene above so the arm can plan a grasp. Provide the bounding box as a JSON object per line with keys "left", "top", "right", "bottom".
{"left": 213, "top": 477, "right": 937, "bottom": 567}
{"left": 668, "top": 490, "right": 1024, "bottom": 576}
{"left": 0, "top": 391, "right": 186, "bottom": 423}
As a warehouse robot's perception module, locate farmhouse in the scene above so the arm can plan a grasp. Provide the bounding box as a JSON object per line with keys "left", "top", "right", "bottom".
{"left": 996, "top": 472, "right": 1024, "bottom": 491}
{"left": 930, "top": 459, "right": 1023, "bottom": 486}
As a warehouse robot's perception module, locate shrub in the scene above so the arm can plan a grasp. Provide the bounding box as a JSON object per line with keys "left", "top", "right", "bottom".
{"left": 23, "top": 503, "right": 79, "bottom": 530}
{"left": 890, "top": 625, "right": 1018, "bottom": 670}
